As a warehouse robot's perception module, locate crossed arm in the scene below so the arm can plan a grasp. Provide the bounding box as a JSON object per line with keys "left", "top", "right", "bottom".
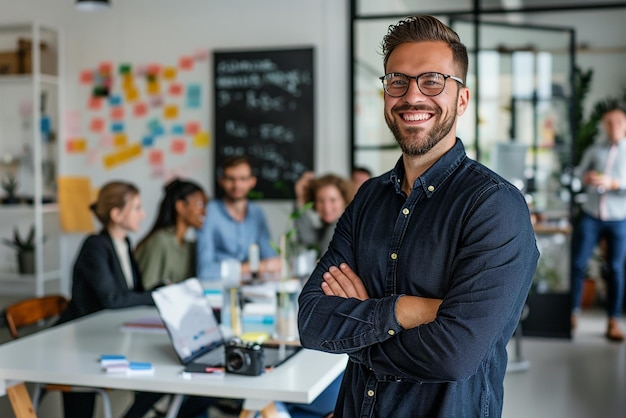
{"left": 321, "top": 263, "right": 442, "bottom": 329}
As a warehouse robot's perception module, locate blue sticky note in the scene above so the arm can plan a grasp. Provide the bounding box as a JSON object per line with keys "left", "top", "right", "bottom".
{"left": 142, "top": 136, "right": 154, "bottom": 147}
{"left": 129, "top": 362, "right": 152, "bottom": 370}
{"left": 111, "top": 122, "right": 124, "bottom": 133}
{"left": 100, "top": 354, "right": 126, "bottom": 361}
{"left": 171, "top": 124, "right": 185, "bottom": 135}
{"left": 109, "top": 95, "right": 122, "bottom": 106}
{"left": 186, "top": 84, "right": 201, "bottom": 108}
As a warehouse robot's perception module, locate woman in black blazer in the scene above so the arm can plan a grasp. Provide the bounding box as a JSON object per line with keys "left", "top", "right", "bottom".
{"left": 57, "top": 181, "right": 154, "bottom": 418}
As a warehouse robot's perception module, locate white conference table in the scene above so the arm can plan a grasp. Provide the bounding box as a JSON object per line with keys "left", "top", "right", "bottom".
{"left": 0, "top": 306, "right": 347, "bottom": 418}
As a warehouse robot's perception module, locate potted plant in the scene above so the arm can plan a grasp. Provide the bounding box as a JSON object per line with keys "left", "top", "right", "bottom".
{"left": 1, "top": 174, "right": 20, "bottom": 204}
{"left": 2, "top": 225, "right": 38, "bottom": 274}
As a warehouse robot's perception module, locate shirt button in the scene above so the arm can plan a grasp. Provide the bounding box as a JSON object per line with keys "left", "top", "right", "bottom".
{"left": 428, "top": 185, "right": 435, "bottom": 192}
{"left": 390, "top": 253, "right": 397, "bottom": 260}
{"left": 388, "top": 329, "right": 395, "bottom": 336}
{"left": 368, "top": 390, "right": 375, "bottom": 397}
{"left": 402, "top": 208, "right": 409, "bottom": 215}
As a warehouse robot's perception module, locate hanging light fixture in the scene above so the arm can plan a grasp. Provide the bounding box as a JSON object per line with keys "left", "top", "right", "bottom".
{"left": 75, "top": 0, "right": 111, "bottom": 12}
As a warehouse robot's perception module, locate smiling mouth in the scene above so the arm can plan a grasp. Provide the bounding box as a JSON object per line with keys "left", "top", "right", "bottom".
{"left": 402, "top": 112, "right": 431, "bottom": 122}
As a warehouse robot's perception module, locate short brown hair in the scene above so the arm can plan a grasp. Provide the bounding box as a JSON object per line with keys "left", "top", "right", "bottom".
{"left": 381, "top": 15, "right": 468, "bottom": 83}
{"left": 220, "top": 156, "right": 252, "bottom": 173}
{"left": 304, "top": 174, "right": 354, "bottom": 206}
{"left": 90, "top": 181, "right": 139, "bottom": 226}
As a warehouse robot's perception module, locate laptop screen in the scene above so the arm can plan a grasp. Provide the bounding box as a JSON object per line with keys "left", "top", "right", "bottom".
{"left": 152, "top": 278, "right": 224, "bottom": 363}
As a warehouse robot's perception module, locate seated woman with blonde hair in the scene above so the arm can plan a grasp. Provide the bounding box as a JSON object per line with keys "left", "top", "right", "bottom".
{"left": 56, "top": 181, "right": 154, "bottom": 418}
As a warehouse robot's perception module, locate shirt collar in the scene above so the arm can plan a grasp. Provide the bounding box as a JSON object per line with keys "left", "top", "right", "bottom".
{"left": 389, "top": 138, "right": 467, "bottom": 198}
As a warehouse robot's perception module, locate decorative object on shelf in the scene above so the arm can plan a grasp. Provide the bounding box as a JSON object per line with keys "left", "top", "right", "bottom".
{"left": 1, "top": 173, "right": 20, "bottom": 204}
{"left": 75, "top": 0, "right": 110, "bottom": 12}
{"left": 2, "top": 225, "right": 41, "bottom": 275}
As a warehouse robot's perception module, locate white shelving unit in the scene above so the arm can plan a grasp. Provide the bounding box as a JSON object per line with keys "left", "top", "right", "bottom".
{"left": 0, "top": 22, "right": 63, "bottom": 296}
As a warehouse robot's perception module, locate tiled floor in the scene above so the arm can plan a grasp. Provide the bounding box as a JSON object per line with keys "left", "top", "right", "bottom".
{"left": 0, "top": 299, "right": 624, "bottom": 418}
{"left": 503, "top": 309, "right": 626, "bottom": 418}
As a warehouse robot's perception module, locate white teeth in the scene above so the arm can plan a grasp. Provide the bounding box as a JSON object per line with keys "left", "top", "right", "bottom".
{"left": 404, "top": 113, "right": 430, "bottom": 121}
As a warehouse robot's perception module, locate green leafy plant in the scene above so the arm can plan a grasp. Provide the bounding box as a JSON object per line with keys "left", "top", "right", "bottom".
{"left": 270, "top": 201, "right": 314, "bottom": 255}
{"left": 2, "top": 225, "right": 37, "bottom": 253}
{"left": 1, "top": 174, "right": 18, "bottom": 199}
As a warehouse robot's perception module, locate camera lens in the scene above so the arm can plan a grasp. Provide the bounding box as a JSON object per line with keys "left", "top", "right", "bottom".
{"left": 226, "top": 349, "right": 250, "bottom": 372}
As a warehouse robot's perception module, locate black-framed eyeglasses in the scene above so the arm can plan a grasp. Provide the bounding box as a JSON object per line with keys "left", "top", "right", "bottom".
{"left": 379, "top": 72, "right": 464, "bottom": 97}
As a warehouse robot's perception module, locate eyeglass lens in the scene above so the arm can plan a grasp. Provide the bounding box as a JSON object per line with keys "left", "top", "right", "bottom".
{"left": 382, "top": 73, "right": 448, "bottom": 97}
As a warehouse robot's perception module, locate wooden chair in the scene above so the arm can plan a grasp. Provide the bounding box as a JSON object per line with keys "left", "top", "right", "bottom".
{"left": 4, "top": 295, "right": 113, "bottom": 418}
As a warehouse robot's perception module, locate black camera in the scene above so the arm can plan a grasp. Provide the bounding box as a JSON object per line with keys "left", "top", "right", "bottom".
{"left": 224, "top": 338, "right": 265, "bottom": 376}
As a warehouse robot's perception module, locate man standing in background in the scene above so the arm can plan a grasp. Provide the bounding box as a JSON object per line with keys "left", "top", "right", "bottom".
{"left": 571, "top": 105, "right": 626, "bottom": 341}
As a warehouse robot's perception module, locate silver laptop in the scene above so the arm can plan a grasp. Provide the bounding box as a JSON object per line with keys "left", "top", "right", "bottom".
{"left": 152, "top": 278, "right": 300, "bottom": 369}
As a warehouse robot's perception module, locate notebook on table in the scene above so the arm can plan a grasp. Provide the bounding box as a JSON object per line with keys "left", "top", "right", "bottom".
{"left": 151, "top": 278, "right": 301, "bottom": 370}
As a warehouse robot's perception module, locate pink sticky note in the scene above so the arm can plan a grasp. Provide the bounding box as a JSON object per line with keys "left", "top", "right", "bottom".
{"left": 80, "top": 70, "right": 94, "bottom": 84}
{"left": 171, "top": 138, "right": 186, "bottom": 154}
{"left": 148, "top": 149, "right": 164, "bottom": 165}
{"left": 88, "top": 97, "right": 103, "bottom": 111}
{"left": 89, "top": 117, "right": 105, "bottom": 133}
{"left": 168, "top": 83, "right": 183, "bottom": 96}
{"left": 98, "top": 61, "right": 113, "bottom": 75}
{"left": 64, "top": 110, "right": 82, "bottom": 138}
{"left": 185, "top": 121, "right": 200, "bottom": 135}
{"left": 110, "top": 107, "right": 125, "bottom": 121}
{"left": 133, "top": 102, "right": 148, "bottom": 117}
{"left": 193, "top": 49, "right": 209, "bottom": 61}
{"left": 150, "top": 95, "right": 164, "bottom": 107}
{"left": 65, "top": 138, "right": 87, "bottom": 153}
{"left": 147, "top": 63, "right": 161, "bottom": 76}
{"left": 179, "top": 56, "right": 194, "bottom": 70}
{"left": 100, "top": 133, "right": 114, "bottom": 148}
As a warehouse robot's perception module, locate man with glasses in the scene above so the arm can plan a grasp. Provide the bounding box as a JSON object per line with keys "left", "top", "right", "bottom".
{"left": 298, "top": 15, "right": 539, "bottom": 418}
{"left": 196, "top": 155, "right": 280, "bottom": 280}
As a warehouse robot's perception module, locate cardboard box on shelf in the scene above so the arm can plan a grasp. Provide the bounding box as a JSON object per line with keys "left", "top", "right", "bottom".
{"left": 17, "top": 38, "right": 57, "bottom": 75}
{"left": 0, "top": 51, "right": 20, "bottom": 74}
{"left": 0, "top": 38, "right": 56, "bottom": 75}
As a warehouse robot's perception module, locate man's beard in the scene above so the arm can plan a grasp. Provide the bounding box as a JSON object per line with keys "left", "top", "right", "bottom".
{"left": 385, "top": 104, "right": 456, "bottom": 156}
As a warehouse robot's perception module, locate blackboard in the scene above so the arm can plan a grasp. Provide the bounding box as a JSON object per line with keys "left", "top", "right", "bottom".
{"left": 213, "top": 47, "right": 314, "bottom": 199}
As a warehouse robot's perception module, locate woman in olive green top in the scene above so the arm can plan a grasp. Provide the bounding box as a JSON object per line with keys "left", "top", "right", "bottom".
{"left": 124, "top": 178, "right": 212, "bottom": 418}
{"left": 135, "top": 178, "right": 207, "bottom": 290}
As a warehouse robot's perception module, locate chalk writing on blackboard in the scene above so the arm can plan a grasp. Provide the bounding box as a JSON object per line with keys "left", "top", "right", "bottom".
{"left": 214, "top": 48, "right": 314, "bottom": 199}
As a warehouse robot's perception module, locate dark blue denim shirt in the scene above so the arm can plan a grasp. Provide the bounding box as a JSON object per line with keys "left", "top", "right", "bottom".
{"left": 298, "top": 139, "right": 539, "bottom": 418}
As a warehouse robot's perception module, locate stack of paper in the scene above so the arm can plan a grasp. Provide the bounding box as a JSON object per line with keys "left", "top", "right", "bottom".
{"left": 100, "top": 355, "right": 154, "bottom": 375}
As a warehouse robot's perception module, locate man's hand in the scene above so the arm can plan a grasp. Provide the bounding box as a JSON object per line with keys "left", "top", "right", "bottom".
{"left": 395, "top": 296, "right": 442, "bottom": 329}
{"left": 321, "top": 263, "right": 369, "bottom": 300}
{"left": 295, "top": 171, "right": 315, "bottom": 207}
{"left": 259, "top": 257, "right": 282, "bottom": 274}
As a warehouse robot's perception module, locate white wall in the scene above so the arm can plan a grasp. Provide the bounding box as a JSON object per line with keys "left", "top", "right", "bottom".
{"left": 1, "top": 1, "right": 625, "bottom": 295}
{"left": 0, "top": 0, "right": 350, "bottom": 294}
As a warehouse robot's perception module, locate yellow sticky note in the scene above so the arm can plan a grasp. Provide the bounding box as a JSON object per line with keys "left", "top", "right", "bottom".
{"left": 193, "top": 131, "right": 210, "bottom": 147}
{"left": 125, "top": 87, "right": 139, "bottom": 102}
{"left": 57, "top": 176, "right": 95, "bottom": 233}
{"left": 66, "top": 138, "right": 87, "bottom": 153}
{"left": 122, "top": 73, "right": 134, "bottom": 88}
{"left": 147, "top": 80, "right": 160, "bottom": 95}
{"left": 162, "top": 66, "right": 177, "bottom": 80}
{"left": 114, "top": 134, "right": 128, "bottom": 147}
{"left": 103, "top": 142, "right": 142, "bottom": 169}
{"left": 163, "top": 105, "right": 178, "bottom": 119}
